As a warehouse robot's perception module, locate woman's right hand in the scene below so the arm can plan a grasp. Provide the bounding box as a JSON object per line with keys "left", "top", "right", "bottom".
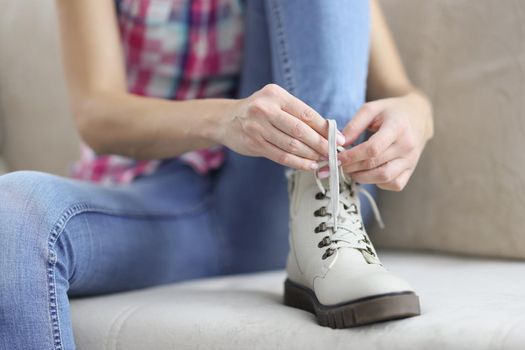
{"left": 214, "top": 84, "right": 345, "bottom": 171}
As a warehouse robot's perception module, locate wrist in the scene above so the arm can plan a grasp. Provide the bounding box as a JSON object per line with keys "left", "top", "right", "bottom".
{"left": 404, "top": 90, "right": 434, "bottom": 141}
{"left": 198, "top": 98, "right": 239, "bottom": 146}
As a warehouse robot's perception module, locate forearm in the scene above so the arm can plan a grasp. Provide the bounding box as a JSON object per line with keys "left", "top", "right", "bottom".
{"left": 55, "top": 0, "right": 235, "bottom": 160}
{"left": 366, "top": 0, "right": 433, "bottom": 141}
{"left": 367, "top": 0, "right": 413, "bottom": 101}
{"left": 74, "top": 92, "right": 235, "bottom": 159}
{"left": 402, "top": 91, "right": 434, "bottom": 141}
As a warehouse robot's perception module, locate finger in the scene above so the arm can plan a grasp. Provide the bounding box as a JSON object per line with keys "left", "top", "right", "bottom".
{"left": 279, "top": 90, "right": 332, "bottom": 140}
{"left": 377, "top": 168, "right": 412, "bottom": 192}
{"left": 339, "top": 118, "right": 399, "bottom": 164}
{"left": 261, "top": 122, "right": 322, "bottom": 161}
{"left": 342, "top": 102, "right": 382, "bottom": 145}
{"left": 342, "top": 143, "right": 402, "bottom": 173}
{"left": 262, "top": 139, "right": 319, "bottom": 171}
{"left": 349, "top": 158, "right": 408, "bottom": 184}
{"left": 269, "top": 110, "right": 330, "bottom": 157}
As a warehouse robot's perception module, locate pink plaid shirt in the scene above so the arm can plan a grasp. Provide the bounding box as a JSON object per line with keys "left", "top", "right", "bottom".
{"left": 72, "top": 0, "right": 244, "bottom": 184}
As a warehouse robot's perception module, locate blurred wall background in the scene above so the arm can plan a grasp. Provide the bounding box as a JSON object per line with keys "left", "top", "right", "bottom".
{"left": 0, "top": 0, "right": 79, "bottom": 175}
{"left": 374, "top": 0, "right": 525, "bottom": 257}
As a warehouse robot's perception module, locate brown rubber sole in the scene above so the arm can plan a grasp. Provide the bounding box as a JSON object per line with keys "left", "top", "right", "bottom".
{"left": 284, "top": 279, "right": 421, "bottom": 328}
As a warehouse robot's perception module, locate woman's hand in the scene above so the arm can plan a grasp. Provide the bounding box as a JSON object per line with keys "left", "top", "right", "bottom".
{"left": 339, "top": 91, "right": 433, "bottom": 191}
{"left": 215, "top": 84, "right": 345, "bottom": 171}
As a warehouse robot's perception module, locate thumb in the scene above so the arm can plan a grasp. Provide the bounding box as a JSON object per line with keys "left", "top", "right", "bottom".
{"left": 342, "top": 102, "right": 382, "bottom": 146}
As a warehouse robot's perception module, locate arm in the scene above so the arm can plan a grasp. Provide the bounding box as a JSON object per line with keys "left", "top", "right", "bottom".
{"left": 56, "top": 0, "right": 225, "bottom": 160}
{"left": 366, "top": 0, "right": 415, "bottom": 101}
{"left": 55, "top": 0, "right": 330, "bottom": 169}
{"left": 340, "top": 0, "right": 434, "bottom": 191}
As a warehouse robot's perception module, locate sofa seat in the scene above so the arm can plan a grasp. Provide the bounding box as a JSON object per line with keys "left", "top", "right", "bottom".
{"left": 70, "top": 251, "right": 525, "bottom": 350}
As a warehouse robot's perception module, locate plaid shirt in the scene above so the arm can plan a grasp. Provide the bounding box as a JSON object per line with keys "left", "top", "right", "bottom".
{"left": 72, "top": 0, "right": 244, "bottom": 184}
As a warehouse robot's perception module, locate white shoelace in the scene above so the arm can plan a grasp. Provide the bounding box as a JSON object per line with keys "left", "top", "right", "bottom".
{"left": 314, "top": 119, "right": 384, "bottom": 263}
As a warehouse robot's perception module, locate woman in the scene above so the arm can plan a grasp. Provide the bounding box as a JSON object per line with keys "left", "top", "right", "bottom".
{"left": 0, "top": 0, "right": 433, "bottom": 348}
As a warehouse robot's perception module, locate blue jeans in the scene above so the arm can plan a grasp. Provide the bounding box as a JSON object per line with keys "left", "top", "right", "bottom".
{"left": 0, "top": 1, "right": 371, "bottom": 349}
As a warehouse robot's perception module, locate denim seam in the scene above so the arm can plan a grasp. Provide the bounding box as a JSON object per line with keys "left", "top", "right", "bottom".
{"left": 45, "top": 199, "right": 211, "bottom": 349}
{"left": 268, "top": 0, "right": 297, "bottom": 93}
{"left": 66, "top": 217, "right": 92, "bottom": 288}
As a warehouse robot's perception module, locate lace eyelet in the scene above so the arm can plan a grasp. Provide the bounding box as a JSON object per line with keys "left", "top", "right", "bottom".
{"left": 317, "top": 236, "right": 331, "bottom": 248}
{"left": 365, "top": 246, "right": 375, "bottom": 256}
{"left": 322, "top": 248, "right": 335, "bottom": 260}
{"left": 313, "top": 207, "right": 327, "bottom": 217}
{"left": 314, "top": 222, "right": 328, "bottom": 233}
{"left": 315, "top": 192, "right": 326, "bottom": 200}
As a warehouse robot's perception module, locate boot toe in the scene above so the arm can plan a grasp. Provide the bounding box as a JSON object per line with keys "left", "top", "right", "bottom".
{"left": 314, "top": 265, "right": 415, "bottom": 306}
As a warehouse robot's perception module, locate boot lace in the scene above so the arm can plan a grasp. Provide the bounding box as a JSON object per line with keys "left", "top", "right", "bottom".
{"left": 313, "top": 119, "right": 384, "bottom": 264}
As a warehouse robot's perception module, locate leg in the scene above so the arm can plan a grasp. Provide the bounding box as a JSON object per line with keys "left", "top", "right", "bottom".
{"left": 264, "top": 0, "right": 378, "bottom": 220}
{"left": 264, "top": 0, "right": 371, "bottom": 123}
{"left": 212, "top": 0, "right": 375, "bottom": 274}
{"left": 0, "top": 162, "right": 223, "bottom": 349}
{"left": 211, "top": 0, "right": 289, "bottom": 274}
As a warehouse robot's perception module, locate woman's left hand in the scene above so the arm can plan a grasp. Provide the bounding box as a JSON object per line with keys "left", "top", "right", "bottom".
{"left": 338, "top": 91, "right": 433, "bottom": 191}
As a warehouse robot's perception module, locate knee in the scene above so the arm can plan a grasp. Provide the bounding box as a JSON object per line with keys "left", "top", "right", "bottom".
{"left": 0, "top": 172, "right": 58, "bottom": 285}
{"left": 0, "top": 169, "right": 57, "bottom": 190}
{"left": 0, "top": 170, "right": 73, "bottom": 205}
{"left": 0, "top": 169, "right": 53, "bottom": 192}
{"left": 0, "top": 171, "right": 84, "bottom": 291}
{"left": 0, "top": 171, "right": 71, "bottom": 243}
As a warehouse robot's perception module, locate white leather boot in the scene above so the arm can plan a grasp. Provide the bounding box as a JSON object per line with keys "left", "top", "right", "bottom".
{"left": 284, "top": 120, "right": 420, "bottom": 328}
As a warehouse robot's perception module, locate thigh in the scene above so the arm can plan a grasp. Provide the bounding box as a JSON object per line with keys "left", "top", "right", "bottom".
{"left": 0, "top": 161, "right": 225, "bottom": 349}
{"left": 65, "top": 161, "right": 225, "bottom": 296}
{"left": 66, "top": 209, "right": 221, "bottom": 297}
{"left": 1, "top": 161, "right": 224, "bottom": 298}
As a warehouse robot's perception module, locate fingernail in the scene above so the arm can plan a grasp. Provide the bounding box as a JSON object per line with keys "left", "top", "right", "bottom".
{"left": 318, "top": 169, "right": 329, "bottom": 179}
{"left": 336, "top": 133, "right": 346, "bottom": 146}
{"left": 337, "top": 160, "right": 342, "bottom": 166}
{"left": 310, "top": 162, "right": 319, "bottom": 170}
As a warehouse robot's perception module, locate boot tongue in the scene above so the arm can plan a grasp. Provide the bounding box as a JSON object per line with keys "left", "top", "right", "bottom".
{"left": 333, "top": 246, "right": 369, "bottom": 266}
{"left": 319, "top": 175, "right": 331, "bottom": 190}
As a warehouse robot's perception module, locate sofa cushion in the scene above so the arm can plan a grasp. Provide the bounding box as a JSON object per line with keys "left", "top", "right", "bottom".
{"left": 71, "top": 251, "right": 525, "bottom": 350}
{"left": 369, "top": 0, "right": 525, "bottom": 258}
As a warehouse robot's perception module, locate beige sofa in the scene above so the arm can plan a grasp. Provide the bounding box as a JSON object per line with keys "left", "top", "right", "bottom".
{"left": 1, "top": 0, "right": 525, "bottom": 349}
